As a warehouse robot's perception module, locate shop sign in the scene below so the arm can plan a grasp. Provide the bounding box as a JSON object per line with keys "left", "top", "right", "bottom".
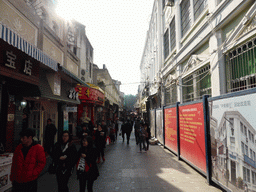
{"left": 0, "top": 40, "right": 39, "bottom": 84}
{"left": 76, "top": 86, "right": 104, "bottom": 104}
{"left": 66, "top": 107, "right": 77, "bottom": 112}
{"left": 68, "top": 88, "right": 79, "bottom": 101}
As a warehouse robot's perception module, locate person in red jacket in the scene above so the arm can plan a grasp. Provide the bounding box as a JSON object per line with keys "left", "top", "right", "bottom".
{"left": 10, "top": 128, "right": 46, "bottom": 192}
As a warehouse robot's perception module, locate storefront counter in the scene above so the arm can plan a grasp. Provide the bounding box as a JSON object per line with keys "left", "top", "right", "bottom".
{"left": 0, "top": 153, "right": 13, "bottom": 192}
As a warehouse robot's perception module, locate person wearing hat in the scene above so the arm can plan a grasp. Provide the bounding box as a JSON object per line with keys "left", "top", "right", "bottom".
{"left": 10, "top": 128, "right": 46, "bottom": 192}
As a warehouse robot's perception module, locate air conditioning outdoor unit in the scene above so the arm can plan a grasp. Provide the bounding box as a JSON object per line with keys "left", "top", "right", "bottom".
{"left": 166, "top": 0, "right": 174, "bottom": 7}
{"left": 81, "top": 69, "right": 86, "bottom": 81}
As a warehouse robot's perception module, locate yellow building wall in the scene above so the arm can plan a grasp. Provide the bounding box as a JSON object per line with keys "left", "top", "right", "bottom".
{"left": 67, "top": 57, "right": 79, "bottom": 76}
{"left": 0, "top": 0, "right": 37, "bottom": 45}
{"left": 43, "top": 35, "right": 64, "bottom": 65}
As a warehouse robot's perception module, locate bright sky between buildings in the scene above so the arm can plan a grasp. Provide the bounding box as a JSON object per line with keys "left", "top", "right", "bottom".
{"left": 56, "top": 0, "right": 155, "bottom": 95}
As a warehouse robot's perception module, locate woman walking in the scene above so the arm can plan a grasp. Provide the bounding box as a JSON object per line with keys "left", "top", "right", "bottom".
{"left": 95, "top": 124, "right": 106, "bottom": 163}
{"left": 144, "top": 123, "right": 151, "bottom": 150}
{"left": 76, "top": 136, "right": 99, "bottom": 192}
{"left": 52, "top": 131, "right": 77, "bottom": 192}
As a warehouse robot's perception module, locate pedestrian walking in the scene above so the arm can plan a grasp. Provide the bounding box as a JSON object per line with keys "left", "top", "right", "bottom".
{"left": 44, "top": 118, "right": 57, "bottom": 156}
{"left": 10, "top": 128, "right": 46, "bottom": 192}
{"left": 115, "top": 120, "right": 119, "bottom": 139}
{"left": 121, "top": 120, "right": 133, "bottom": 144}
{"left": 144, "top": 123, "right": 151, "bottom": 150}
{"left": 79, "top": 124, "right": 91, "bottom": 139}
{"left": 138, "top": 122, "right": 146, "bottom": 152}
{"left": 134, "top": 118, "right": 140, "bottom": 145}
{"left": 52, "top": 131, "right": 77, "bottom": 192}
{"left": 76, "top": 136, "right": 99, "bottom": 192}
{"left": 95, "top": 124, "right": 106, "bottom": 163}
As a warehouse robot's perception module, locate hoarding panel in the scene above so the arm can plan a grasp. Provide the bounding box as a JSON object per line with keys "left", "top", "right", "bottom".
{"left": 150, "top": 110, "right": 156, "bottom": 138}
{"left": 179, "top": 102, "right": 206, "bottom": 174}
{"left": 164, "top": 107, "right": 177, "bottom": 153}
{"left": 210, "top": 93, "right": 256, "bottom": 191}
{"left": 156, "top": 109, "right": 164, "bottom": 144}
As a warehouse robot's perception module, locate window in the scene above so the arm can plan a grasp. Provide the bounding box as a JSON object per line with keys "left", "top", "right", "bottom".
{"left": 165, "top": 83, "right": 177, "bottom": 106}
{"left": 244, "top": 126, "right": 247, "bottom": 137}
{"left": 181, "top": 0, "right": 191, "bottom": 37}
{"left": 250, "top": 149, "right": 253, "bottom": 159}
{"left": 193, "top": 0, "right": 208, "bottom": 21}
{"left": 245, "top": 145, "right": 249, "bottom": 156}
{"left": 242, "top": 142, "right": 245, "bottom": 154}
{"left": 164, "top": 29, "right": 169, "bottom": 59}
{"left": 182, "top": 64, "right": 211, "bottom": 103}
{"left": 226, "top": 38, "right": 256, "bottom": 93}
{"left": 252, "top": 171, "right": 256, "bottom": 184}
{"left": 52, "top": 21, "right": 59, "bottom": 36}
{"left": 229, "top": 118, "right": 234, "bottom": 135}
{"left": 240, "top": 122, "right": 244, "bottom": 133}
{"left": 254, "top": 151, "right": 256, "bottom": 161}
{"left": 170, "top": 18, "right": 176, "bottom": 52}
{"left": 243, "top": 167, "right": 250, "bottom": 182}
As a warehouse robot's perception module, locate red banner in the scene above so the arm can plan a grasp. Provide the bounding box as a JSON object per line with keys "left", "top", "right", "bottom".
{"left": 76, "top": 85, "right": 104, "bottom": 105}
{"left": 179, "top": 103, "right": 206, "bottom": 173}
{"left": 164, "top": 107, "right": 177, "bottom": 153}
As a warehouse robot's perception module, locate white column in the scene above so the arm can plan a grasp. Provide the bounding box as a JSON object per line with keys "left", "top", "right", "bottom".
{"left": 210, "top": 30, "right": 226, "bottom": 97}
{"left": 177, "top": 65, "right": 182, "bottom": 102}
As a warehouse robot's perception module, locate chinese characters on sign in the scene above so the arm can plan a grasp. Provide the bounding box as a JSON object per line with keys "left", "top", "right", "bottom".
{"left": 69, "top": 88, "right": 79, "bottom": 101}
{"left": 5, "top": 51, "right": 33, "bottom": 76}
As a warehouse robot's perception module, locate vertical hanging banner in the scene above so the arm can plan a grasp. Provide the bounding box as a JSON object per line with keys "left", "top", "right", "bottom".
{"left": 179, "top": 102, "right": 206, "bottom": 174}
{"left": 156, "top": 109, "right": 164, "bottom": 144}
{"left": 164, "top": 107, "right": 177, "bottom": 153}
{"left": 150, "top": 110, "right": 156, "bottom": 138}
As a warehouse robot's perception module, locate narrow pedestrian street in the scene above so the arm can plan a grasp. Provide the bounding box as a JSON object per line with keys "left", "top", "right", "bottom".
{"left": 37, "top": 131, "right": 222, "bottom": 192}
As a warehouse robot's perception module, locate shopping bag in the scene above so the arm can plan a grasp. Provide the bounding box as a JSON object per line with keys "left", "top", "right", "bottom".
{"left": 106, "top": 136, "right": 111, "bottom": 145}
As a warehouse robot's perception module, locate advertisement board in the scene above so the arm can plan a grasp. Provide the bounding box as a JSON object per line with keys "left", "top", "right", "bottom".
{"left": 210, "top": 92, "right": 256, "bottom": 192}
{"left": 179, "top": 102, "right": 206, "bottom": 174}
{"left": 164, "top": 107, "right": 177, "bottom": 153}
{"left": 156, "top": 109, "right": 164, "bottom": 144}
{"left": 150, "top": 110, "right": 156, "bottom": 138}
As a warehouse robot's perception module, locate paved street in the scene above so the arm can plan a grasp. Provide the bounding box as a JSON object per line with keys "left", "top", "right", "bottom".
{"left": 38, "top": 132, "right": 223, "bottom": 192}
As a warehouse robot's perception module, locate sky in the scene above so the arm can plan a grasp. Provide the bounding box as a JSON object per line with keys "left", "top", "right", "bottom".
{"left": 56, "top": 0, "right": 155, "bottom": 95}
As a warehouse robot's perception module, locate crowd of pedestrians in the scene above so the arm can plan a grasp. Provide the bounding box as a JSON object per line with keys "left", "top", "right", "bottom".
{"left": 10, "top": 116, "right": 150, "bottom": 192}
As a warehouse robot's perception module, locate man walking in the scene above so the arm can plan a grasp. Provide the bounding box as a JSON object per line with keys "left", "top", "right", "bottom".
{"left": 10, "top": 128, "right": 46, "bottom": 192}
{"left": 44, "top": 118, "right": 57, "bottom": 155}
{"left": 121, "top": 120, "right": 133, "bottom": 144}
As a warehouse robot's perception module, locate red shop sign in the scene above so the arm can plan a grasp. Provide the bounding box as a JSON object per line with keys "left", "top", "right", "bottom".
{"left": 0, "top": 39, "right": 39, "bottom": 85}
{"left": 76, "top": 86, "right": 104, "bottom": 105}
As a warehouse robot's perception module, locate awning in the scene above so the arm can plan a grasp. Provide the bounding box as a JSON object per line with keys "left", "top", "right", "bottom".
{"left": 0, "top": 23, "right": 58, "bottom": 71}
{"left": 39, "top": 70, "right": 80, "bottom": 104}
{"left": 58, "top": 64, "right": 90, "bottom": 87}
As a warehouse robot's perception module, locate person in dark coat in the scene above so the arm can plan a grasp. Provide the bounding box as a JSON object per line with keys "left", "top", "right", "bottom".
{"left": 52, "top": 131, "right": 77, "bottom": 192}
{"left": 134, "top": 118, "right": 140, "bottom": 145}
{"left": 44, "top": 118, "right": 57, "bottom": 155}
{"left": 121, "top": 120, "right": 133, "bottom": 144}
{"left": 94, "top": 124, "right": 106, "bottom": 163}
{"left": 76, "top": 136, "right": 99, "bottom": 192}
{"left": 79, "top": 124, "right": 91, "bottom": 139}
{"left": 144, "top": 123, "right": 151, "bottom": 150}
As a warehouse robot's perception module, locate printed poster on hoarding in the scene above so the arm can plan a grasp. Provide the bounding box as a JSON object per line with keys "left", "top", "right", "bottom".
{"left": 164, "top": 107, "right": 177, "bottom": 153}
{"left": 179, "top": 102, "right": 206, "bottom": 174}
{"left": 150, "top": 110, "right": 155, "bottom": 138}
{"left": 210, "top": 93, "right": 256, "bottom": 191}
{"left": 156, "top": 109, "right": 164, "bottom": 144}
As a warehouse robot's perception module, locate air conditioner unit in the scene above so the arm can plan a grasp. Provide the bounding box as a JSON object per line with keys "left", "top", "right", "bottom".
{"left": 80, "top": 69, "right": 86, "bottom": 81}
{"left": 166, "top": 0, "right": 174, "bottom": 7}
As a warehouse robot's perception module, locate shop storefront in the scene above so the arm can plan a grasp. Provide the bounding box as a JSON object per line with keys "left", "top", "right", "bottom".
{"left": 76, "top": 84, "right": 104, "bottom": 126}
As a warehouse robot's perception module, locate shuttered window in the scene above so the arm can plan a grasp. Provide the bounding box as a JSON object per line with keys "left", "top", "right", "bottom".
{"left": 170, "top": 18, "right": 176, "bottom": 52}
{"left": 181, "top": 0, "right": 191, "bottom": 37}
{"left": 164, "top": 29, "right": 169, "bottom": 59}
{"left": 194, "top": 0, "right": 208, "bottom": 21}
